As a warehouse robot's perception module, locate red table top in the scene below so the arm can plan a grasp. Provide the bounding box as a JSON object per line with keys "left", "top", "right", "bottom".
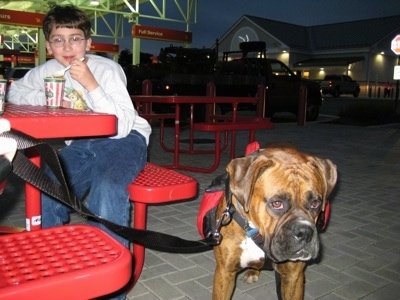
{"left": 133, "top": 95, "right": 258, "bottom": 104}
{"left": 2, "top": 104, "right": 117, "bottom": 139}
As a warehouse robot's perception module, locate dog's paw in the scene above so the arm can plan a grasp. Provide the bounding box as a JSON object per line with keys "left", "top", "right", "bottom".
{"left": 243, "top": 269, "right": 260, "bottom": 284}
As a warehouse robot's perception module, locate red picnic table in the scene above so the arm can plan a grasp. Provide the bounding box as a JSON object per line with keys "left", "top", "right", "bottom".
{"left": 133, "top": 94, "right": 273, "bottom": 172}
{"left": 2, "top": 104, "right": 117, "bottom": 231}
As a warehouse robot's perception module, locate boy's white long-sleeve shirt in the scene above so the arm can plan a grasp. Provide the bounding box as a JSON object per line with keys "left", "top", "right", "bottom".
{"left": 7, "top": 54, "right": 151, "bottom": 143}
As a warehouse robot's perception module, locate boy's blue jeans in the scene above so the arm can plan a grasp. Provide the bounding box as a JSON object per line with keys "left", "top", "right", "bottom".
{"left": 41, "top": 130, "right": 147, "bottom": 248}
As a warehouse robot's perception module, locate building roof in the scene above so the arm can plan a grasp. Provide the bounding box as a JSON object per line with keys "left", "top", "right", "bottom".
{"left": 245, "top": 15, "right": 400, "bottom": 51}
{"left": 244, "top": 16, "right": 310, "bottom": 50}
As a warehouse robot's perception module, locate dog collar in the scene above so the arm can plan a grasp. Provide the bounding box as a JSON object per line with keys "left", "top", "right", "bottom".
{"left": 232, "top": 200, "right": 264, "bottom": 249}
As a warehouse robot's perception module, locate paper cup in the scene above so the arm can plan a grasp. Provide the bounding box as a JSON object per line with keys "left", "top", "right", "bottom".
{"left": 44, "top": 77, "right": 65, "bottom": 108}
{"left": 0, "top": 79, "right": 6, "bottom": 115}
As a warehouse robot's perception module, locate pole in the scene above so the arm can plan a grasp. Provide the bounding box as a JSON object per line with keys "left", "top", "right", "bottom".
{"left": 297, "top": 84, "right": 307, "bottom": 126}
{"left": 142, "top": 79, "right": 152, "bottom": 115}
{"left": 395, "top": 55, "right": 399, "bottom": 112}
{"left": 206, "top": 82, "right": 216, "bottom": 122}
{"left": 256, "top": 84, "right": 265, "bottom": 118}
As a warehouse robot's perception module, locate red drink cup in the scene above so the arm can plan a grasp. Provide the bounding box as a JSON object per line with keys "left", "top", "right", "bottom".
{"left": 44, "top": 77, "right": 65, "bottom": 108}
{"left": 0, "top": 79, "right": 6, "bottom": 115}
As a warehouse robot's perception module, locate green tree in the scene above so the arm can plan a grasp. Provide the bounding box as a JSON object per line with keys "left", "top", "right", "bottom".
{"left": 118, "top": 49, "right": 133, "bottom": 68}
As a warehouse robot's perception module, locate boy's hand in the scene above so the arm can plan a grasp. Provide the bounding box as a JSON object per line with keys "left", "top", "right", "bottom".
{"left": 0, "top": 119, "right": 17, "bottom": 162}
{"left": 0, "top": 119, "right": 17, "bottom": 191}
{"left": 69, "top": 57, "right": 99, "bottom": 92}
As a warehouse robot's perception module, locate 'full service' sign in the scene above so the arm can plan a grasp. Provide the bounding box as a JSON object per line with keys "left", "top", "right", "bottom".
{"left": 132, "top": 25, "right": 192, "bottom": 43}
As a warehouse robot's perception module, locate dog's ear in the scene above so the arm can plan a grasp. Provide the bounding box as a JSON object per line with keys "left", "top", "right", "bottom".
{"left": 226, "top": 154, "right": 272, "bottom": 212}
{"left": 313, "top": 157, "right": 337, "bottom": 209}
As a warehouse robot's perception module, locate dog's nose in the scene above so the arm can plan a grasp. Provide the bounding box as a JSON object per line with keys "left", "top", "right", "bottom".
{"left": 293, "top": 225, "right": 313, "bottom": 243}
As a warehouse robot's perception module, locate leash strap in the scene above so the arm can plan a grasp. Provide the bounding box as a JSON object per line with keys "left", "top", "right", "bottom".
{"left": 0, "top": 129, "right": 212, "bottom": 253}
{"left": 0, "top": 156, "right": 12, "bottom": 183}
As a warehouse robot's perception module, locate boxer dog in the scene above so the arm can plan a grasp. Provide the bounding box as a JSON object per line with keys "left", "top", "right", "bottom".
{"left": 212, "top": 146, "right": 337, "bottom": 300}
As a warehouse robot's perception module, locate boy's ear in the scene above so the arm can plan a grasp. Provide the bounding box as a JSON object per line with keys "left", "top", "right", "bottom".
{"left": 85, "top": 38, "right": 92, "bottom": 51}
{"left": 45, "top": 41, "right": 53, "bottom": 55}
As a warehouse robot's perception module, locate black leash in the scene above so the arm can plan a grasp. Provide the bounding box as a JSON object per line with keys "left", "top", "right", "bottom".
{"left": 1, "top": 129, "right": 214, "bottom": 253}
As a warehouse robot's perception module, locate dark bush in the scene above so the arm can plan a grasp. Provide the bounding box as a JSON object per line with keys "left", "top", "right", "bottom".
{"left": 338, "top": 102, "right": 400, "bottom": 126}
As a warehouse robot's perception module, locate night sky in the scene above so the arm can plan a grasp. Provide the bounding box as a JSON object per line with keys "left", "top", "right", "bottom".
{"left": 118, "top": 0, "right": 400, "bottom": 55}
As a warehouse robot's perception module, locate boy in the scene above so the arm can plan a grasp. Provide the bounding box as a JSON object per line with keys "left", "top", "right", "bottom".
{"left": 7, "top": 5, "right": 151, "bottom": 298}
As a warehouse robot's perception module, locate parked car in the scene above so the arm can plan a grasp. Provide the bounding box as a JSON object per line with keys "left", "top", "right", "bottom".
{"left": 6, "top": 67, "right": 32, "bottom": 89}
{"left": 320, "top": 74, "right": 360, "bottom": 98}
{"left": 128, "top": 42, "right": 322, "bottom": 121}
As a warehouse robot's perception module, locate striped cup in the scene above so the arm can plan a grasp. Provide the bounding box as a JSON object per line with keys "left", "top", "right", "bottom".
{"left": 0, "top": 79, "right": 6, "bottom": 115}
{"left": 44, "top": 77, "right": 65, "bottom": 108}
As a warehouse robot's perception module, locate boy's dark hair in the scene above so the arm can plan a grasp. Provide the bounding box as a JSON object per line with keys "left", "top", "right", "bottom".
{"left": 43, "top": 5, "right": 92, "bottom": 40}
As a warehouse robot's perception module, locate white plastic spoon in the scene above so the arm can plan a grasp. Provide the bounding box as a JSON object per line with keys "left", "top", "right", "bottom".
{"left": 52, "top": 57, "right": 85, "bottom": 77}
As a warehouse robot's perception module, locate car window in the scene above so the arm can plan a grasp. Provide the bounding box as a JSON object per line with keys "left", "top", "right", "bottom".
{"left": 270, "top": 61, "right": 294, "bottom": 77}
{"left": 343, "top": 75, "right": 353, "bottom": 82}
{"left": 325, "top": 75, "right": 340, "bottom": 81}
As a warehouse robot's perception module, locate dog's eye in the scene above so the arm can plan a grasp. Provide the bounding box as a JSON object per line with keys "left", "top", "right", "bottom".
{"left": 271, "top": 201, "right": 284, "bottom": 210}
{"left": 310, "top": 199, "right": 321, "bottom": 209}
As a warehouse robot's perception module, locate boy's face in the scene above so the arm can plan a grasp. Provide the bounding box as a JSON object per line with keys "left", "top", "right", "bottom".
{"left": 45, "top": 27, "right": 91, "bottom": 67}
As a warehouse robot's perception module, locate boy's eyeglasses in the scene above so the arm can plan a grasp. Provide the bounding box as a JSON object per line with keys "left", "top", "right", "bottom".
{"left": 49, "top": 36, "right": 85, "bottom": 47}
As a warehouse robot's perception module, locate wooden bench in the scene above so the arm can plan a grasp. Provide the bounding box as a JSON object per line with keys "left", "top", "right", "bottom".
{"left": 190, "top": 117, "right": 274, "bottom": 172}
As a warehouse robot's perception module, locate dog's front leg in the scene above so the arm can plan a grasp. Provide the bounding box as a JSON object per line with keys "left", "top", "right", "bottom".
{"left": 212, "top": 263, "right": 237, "bottom": 300}
{"left": 274, "top": 261, "right": 306, "bottom": 300}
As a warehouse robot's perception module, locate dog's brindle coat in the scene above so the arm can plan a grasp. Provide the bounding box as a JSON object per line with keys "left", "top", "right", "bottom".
{"left": 212, "top": 147, "right": 337, "bottom": 300}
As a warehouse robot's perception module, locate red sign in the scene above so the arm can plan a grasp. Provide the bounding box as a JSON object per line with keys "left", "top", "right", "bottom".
{"left": 18, "top": 56, "right": 35, "bottom": 63}
{"left": 132, "top": 25, "right": 192, "bottom": 43}
{"left": 391, "top": 35, "right": 400, "bottom": 55}
{"left": 90, "top": 42, "right": 119, "bottom": 53}
{"left": 2, "top": 54, "right": 34, "bottom": 64}
{"left": 0, "top": 9, "right": 44, "bottom": 27}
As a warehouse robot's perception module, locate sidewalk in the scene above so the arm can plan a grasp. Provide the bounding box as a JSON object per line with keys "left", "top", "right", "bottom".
{"left": 1, "top": 119, "right": 400, "bottom": 299}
